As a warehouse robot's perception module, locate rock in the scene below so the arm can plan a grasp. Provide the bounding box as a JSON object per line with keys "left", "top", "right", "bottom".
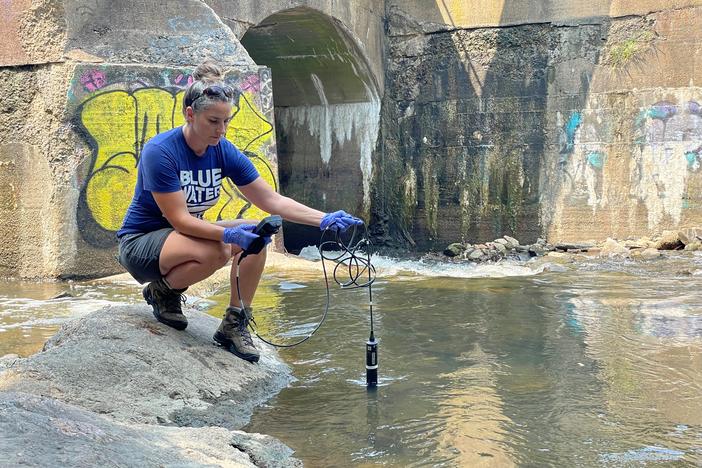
{"left": 503, "top": 236, "right": 520, "bottom": 248}
{"left": 468, "top": 249, "right": 484, "bottom": 261}
{"left": 623, "top": 239, "right": 649, "bottom": 249}
{"left": 528, "top": 245, "right": 547, "bottom": 256}
{"left": 0, "top": 392, "right": 300, "bottom": 467}
{"left": 493, "top": 242, "right": 507, "bottom": 254}
{"left": 50, "top": 291, "right": 73, "bottom": 300}
{"left": 554, "top": 242, "right": 596, "bottom": 251}
{"left": 0, "top": 306, "right": 293, "bottom": 430}
{"left": 546, "top": 251, "right": 568, "bottom": 259}
{"left": 640, "top": 248, "right": 662, "bottom": 259}
{"left": 678, "top": 228, "right": 702, "bottom": 246}
{"left": 494, "top": 238, "right": 509, "bottom": 246}
{"left": 0, "top": 354, "right": 19, "bottom": 371}
{"left": 443, "top": 243, "right": 465, "bottom": 257}
{"left": 655, "top": 231, "right": 684, "bottom": 250}
{"left": 600, "top": 238, "right": 629, "bottom": 257}
{"left": 684, "top": 241, "right": 702, "bottom": 251}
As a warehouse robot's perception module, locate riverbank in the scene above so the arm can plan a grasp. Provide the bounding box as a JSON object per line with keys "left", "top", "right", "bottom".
{"left": 441, "top": 228, "right": 702, "bottom": 263}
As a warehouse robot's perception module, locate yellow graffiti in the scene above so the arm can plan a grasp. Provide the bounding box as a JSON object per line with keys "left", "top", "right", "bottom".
{"left": 80, "top": 87, "right": 275, "bottom": 232}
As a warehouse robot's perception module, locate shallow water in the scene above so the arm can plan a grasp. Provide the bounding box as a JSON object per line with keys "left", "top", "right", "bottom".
{"left": 2, "top": 253, "right": 702, "bottom": 466}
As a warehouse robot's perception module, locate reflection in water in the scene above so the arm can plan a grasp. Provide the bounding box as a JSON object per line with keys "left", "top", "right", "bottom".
{"left": 1, "top": 254, "right": 702, "bottom": 465}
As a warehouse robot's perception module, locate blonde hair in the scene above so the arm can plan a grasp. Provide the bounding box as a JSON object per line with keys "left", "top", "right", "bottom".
{"left": 192, "top": 59, "right": 225, "bottom": 83}
{"left": 182, "top": 59, "right": 235, "bottom": 114}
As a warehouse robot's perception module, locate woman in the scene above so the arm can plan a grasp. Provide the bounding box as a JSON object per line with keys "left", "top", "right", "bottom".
{"left": 117, "top": 60, "right": 362, "bottom": 363}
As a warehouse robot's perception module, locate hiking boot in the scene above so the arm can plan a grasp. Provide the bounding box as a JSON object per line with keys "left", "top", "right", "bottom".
{"left": 142, "top": 279, "right": 188, "bottom": 330}
{"left": 213, "top": 306, "right": 260, "bottom": 363}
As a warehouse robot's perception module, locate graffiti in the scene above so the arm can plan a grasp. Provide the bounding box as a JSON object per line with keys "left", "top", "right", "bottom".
{"left": 558, "top": 111, "right": 583, "bottom": 158}
{"left": 258, "top": 68, "right": 274, "bottom": 113}
{"left": 79, "top": 69, "right": 107, "bottom": 92}
{"left": 70, "top": 66, "right": 276, "bottom": 248}
{"left": 631, "top": 99, "right": 702, "bottom": 226}
{"left": 556, "top": 95, "right": 702, "bottom": 227}
{"left": 586, "top": 151, "right": 605, "bottom": 169}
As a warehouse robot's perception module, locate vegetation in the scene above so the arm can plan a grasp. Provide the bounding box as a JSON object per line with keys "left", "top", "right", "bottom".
{"left": 608, "top": 30, "right": 655, "bottom": 68}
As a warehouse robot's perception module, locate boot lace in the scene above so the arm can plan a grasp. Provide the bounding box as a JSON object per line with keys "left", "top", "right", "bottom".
{"left": 161, "top": 291, "right": 187, "bottom": 314}
{"left": 237, "top": 320, "right": 255, "bottom": 347}
{"left": 228, "top": 308, "right": 255, "bottom": 347}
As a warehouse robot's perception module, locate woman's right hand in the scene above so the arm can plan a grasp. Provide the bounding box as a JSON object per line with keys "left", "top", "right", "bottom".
{"left": 222, "top": 224, "right": 259, "bottom": 250}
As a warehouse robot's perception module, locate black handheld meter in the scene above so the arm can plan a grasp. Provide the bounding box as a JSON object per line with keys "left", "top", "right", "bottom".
{"left": 241, "top": 215, "right": 282, "bottom": 258}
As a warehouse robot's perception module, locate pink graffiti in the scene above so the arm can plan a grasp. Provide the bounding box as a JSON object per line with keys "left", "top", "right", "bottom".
{"left": 79, "top": 70, "right": 107, "bottom": 92}
{"left": 240, "top": 74, "right": 261, "bottom": 93}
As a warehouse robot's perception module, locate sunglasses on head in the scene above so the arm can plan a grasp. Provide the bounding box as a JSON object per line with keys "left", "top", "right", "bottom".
{"left": 200, "top": 85, "right": 235, "bottom": 99}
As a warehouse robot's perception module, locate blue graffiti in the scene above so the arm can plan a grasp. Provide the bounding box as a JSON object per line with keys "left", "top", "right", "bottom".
{"left": 688, "top": 100, "right": 701, "bottom": 116}
{"left": 587, "top": 151, "right": 605, "bottom": 169}
{"left": 686, "top": 152, "right": 697, "bottom": 167}
{"left": 560, "top": 112, "right": 582, "bottom": 155}
{"left": 647, "top": 101, "right": 677, "bottom": 121}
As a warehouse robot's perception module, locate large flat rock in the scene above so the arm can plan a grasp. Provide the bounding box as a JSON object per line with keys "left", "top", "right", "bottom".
{"left": 0, "top": 391, "right": 298, "bottom": 467}
{"left": 0, "top": 306, "right": 299, "bottom": 466}
{"left": 0, "top": 305, "right": 292, "bottom": 428}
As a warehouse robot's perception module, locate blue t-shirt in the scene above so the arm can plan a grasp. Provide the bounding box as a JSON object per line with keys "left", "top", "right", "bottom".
{"left": 117, "top": 127, "right": 259, "bottom": 237}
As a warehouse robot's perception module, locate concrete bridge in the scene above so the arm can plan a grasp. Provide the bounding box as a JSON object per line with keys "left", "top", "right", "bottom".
{"left": 2, "top": 0, "right": 702, "bottom": 277}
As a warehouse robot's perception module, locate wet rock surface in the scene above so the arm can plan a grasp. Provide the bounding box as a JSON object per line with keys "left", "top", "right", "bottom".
{"left": 0, "top": 306, "right": 299, "bottom": 467}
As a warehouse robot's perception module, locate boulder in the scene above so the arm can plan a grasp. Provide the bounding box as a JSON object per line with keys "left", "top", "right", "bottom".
{"left": 503, "top": 236, "right": 520, "bottom": 249}
{"left": 468, "top": 249, "right": 484, "bottom": 261}
{"left": 0, "top": 392, "right": 300, "bottom": 467}
{"left": 554, "top": 242, "right": 596, "bottom": 251}
{"left": 684, "top": 241, "right": 702, "bottom": 251}
{"left": 655, "top": 231, "right": 684, "bottom": 250}
{"left": 640, "top": 248, "right": 662, "bottom": 259}
{"left": 0, "top": 306, "right": 293, "bottom": 429}
{"left": 443, "top": 242, "right": 465, "bottom": 257}
{"left": 678, "top": 228, "right": 702, "bottom": 246}
{"left": 600, "top": 238, "right": 629, "bottom": 257}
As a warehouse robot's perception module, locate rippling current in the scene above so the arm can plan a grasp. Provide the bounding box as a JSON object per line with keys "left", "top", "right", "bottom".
{"left": 2, "top": 252, "right": 702, "bottom": 466}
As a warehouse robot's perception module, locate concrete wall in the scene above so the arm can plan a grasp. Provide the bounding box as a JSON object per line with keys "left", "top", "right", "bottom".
{"left": 390, "top": 0, "right": 702, "bottom": 29}
{"left": 0, "top": 0, "right": 66, "bottom": 66}
{"left": 0, "top": 0, "right": 279, "bottom": 278}
{"left": 204, "top": 0, "right": 385, "bottom": 91}
{"left": 379, "top": 1, "right": 702, "bottom": 248}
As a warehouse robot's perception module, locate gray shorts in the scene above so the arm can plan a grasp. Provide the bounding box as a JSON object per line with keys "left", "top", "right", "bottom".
{"left": 117, "top": 228, "right": 173, "bottom": 284}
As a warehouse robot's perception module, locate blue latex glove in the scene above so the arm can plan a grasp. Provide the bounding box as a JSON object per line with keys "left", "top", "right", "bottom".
{"left": 222, "top": 224, "right": 259, "bottom": 250}
{"left": 320, "top": 210, "right": 364, "bottom": 233}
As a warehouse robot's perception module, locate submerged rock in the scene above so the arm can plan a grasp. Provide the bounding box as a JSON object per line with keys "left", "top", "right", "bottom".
{"left": 0, "top": 306, "right": 298, "bottom": 466}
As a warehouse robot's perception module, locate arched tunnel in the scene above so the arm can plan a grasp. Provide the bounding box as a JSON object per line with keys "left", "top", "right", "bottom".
{"left": 240, "top": 7, "right": 381, "bottom": 252}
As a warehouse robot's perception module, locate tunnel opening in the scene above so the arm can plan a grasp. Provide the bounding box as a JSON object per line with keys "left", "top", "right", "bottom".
{"left": 240, "top": 7, "right": 380, "bottom": 253}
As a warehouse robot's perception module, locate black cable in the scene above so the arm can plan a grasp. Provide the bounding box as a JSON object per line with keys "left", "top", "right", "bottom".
{"left": 235, "top": 224, "right": 375, "bottom": 348}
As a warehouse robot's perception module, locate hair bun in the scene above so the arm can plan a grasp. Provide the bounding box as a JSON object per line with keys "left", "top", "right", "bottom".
{"left": 192, "top": 59, "right": 225, "bottom": 83}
